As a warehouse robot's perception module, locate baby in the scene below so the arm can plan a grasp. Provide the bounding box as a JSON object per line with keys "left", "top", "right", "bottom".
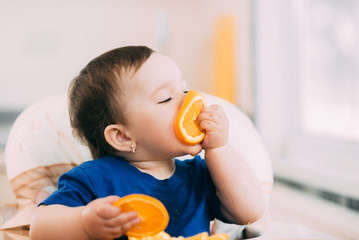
{"left": 30, "top": 46, "right": 265, "bottom": 240}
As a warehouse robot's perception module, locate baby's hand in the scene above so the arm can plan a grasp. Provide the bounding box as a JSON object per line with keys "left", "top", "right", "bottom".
{"left": 197, "top": 104, "right": 229, "bottom": 150}
{"left": 81, "top": 196, "right": 140, "bottom": 240}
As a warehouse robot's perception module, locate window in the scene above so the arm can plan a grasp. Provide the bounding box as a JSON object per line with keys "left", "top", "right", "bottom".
{"left": 254, "top": 0, "right": 359, "bottom": 203}
{"left": 297, "top": 0, "right": 359, "bottom": 143}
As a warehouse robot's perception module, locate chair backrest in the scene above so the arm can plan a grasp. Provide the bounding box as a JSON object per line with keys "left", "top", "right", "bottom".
{"left": 5, "top": 94, "right": 91, "bottom": 211}
{"left": 3, "top": 92, "right": 273, "bottom": 228}
{"left": 203, "top": 93, "right": 273, "bottom": 198}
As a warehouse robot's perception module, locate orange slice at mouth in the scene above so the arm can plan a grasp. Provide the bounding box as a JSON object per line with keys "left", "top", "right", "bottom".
{"left": 175, "top": 90, "right": 207, "bottom": 145}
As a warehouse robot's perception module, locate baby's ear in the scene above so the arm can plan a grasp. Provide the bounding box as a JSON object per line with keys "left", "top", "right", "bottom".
{"left": 104, "top": 124, "right": 134, "bottom": 152}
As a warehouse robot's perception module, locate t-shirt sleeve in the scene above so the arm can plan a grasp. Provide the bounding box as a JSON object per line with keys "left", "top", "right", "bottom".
{"left": 195, "top": 155, "right": 230, "bottom": 223}
{"left": 41, "top": 166, "right": 97, "bottom": 207}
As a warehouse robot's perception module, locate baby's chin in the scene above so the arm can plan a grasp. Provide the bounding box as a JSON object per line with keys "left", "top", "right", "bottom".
{"left": 183, "top": 143, "right": 203, "bottom": 157}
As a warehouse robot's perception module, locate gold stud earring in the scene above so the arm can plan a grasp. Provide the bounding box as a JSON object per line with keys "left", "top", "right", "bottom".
{"left": 130, "top": 145, "right": 136, "bottom": 153}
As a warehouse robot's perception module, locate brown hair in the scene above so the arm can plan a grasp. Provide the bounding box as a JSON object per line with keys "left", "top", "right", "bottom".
{"left": 68, "top": 46, "right": 154, "bottom": 158}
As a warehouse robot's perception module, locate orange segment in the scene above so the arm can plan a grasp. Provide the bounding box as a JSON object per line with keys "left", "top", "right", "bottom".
{"left": 129, "top": 231, "right": 172, "bottom": 240}
{"left": 208, "top": 233, "right": 229, "bottom": 240}
{"left": 173, "top": 232, "right": 208, "bottom": 240}
{"left": 175, "top": 90, "right": 207, "bottom": 145}
{"left": 185, "top": 232, "right": 209, "bottom": 240}
{"left": 113, "top": 194, "right": 169, "bottom": 237}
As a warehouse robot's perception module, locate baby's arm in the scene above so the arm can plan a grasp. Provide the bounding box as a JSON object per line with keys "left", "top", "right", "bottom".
{"left": 30, "top": 196, "right": 140, "bottom": 240}
{"left": 197, "top": 105, "right": 265, "bottom": 225}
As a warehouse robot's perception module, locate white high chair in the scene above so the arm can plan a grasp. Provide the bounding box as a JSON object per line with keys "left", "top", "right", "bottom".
{"left": 2, "top": 92, "right": 273, "bottom": 238}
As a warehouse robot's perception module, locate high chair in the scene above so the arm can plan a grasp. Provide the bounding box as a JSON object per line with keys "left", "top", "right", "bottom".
{"left": 1, "top": 92, "right": 273, "bottom": 238}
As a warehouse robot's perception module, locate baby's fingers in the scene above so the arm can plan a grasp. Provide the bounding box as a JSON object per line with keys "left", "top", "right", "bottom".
{"left": 198, "top": 119, "right": 216, "bottom": 132}
{"left": 105, "top": 210, "right": 139, "bottom": 228}
{"left": 108, "top": 215, "right": 141, "bottom": 236}
{"left": 96, "top": 204, "right": 121, "bottom": 219}
{"left": 197, "top": 105, "right": 229, "bottom": 149}
{"left": 197, "top": 105, "right": 223, "bottom": 122}
{"left": 197, "top": 105, "right": 225, "bottom": 131}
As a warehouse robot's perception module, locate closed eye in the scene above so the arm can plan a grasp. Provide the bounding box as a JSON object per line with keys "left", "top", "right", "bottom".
{"left": 158, "top": 97, "right": 173, "bottom": 104}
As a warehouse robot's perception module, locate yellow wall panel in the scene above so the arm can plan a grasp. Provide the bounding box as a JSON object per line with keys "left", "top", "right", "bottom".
{"left": 213, "top": 15, "right": 236, "bottom": 103}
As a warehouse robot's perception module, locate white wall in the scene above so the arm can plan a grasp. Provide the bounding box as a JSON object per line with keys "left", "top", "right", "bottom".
{"left": 0, "top": 0, "right": 253, "bottom": 114}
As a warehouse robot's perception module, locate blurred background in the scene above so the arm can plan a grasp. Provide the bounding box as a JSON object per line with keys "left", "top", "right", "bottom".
{"left": 0, "top": 0, "right": 358, "bottom": 239}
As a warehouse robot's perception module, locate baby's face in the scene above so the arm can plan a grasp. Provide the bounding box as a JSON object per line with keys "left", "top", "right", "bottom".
{"left": 121, "top": 53, "right": 203, "bottom": 160}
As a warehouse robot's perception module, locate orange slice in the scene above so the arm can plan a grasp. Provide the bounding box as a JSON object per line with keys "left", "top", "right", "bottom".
{"left": 208, "top": 233, "right": 229, "bottom": 240}
{"left": 129, "top": 231, "right": 172, "bottom": 240}
{"left": 113, "top": 194, "right": 169, "bottom": 237}
{"left": 173, "top": 232, "right": 208, "bottom": 240}
{"left": 185, "top": 232, "right": 209, "bottom": 240}
{"left": 175, "top": 90, "right": 207, "bottom": 145}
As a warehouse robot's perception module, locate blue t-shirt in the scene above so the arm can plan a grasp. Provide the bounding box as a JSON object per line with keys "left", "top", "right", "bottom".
{"left": 42, "top": 155, "right": 227, "bottom": 238}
